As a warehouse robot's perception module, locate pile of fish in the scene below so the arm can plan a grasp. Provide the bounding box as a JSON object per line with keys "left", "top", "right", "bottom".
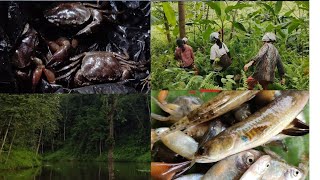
{"left": 0, "top": 1, "right": 150, "bottom": 93}
{"left": 151, "top": 90, "right": 309, "bottom": 180}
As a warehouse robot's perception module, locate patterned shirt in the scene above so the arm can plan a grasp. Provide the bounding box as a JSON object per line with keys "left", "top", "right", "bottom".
{"left": 251, "top": 43, "right": 285, "bottom": 82}
{"left": 175, "top": 45, "right": 194, "bottom": 68}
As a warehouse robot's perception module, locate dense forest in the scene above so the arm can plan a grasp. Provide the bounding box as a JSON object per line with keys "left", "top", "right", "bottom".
{"left": 151, "top": 1, "right": 309, "bottom": 90}
{"left": 0, "top": 94, "right": 150, "bottom": 171}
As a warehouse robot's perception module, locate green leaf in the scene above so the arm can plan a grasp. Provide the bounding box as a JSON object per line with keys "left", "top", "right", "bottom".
{"left": 233, "top": 22, "right": 247, "bottom": 32}
{"left": 284, "top": 9, "right": 295, "bottom": 17}
{"left": 203, "top": 26, "right": 214, "bottom": 41}
{"left": 162, "top": 2, "right": 176, "bottom": 27}
{"left": 288, "top": 22, "right": 300, "bottom": 34}
{"left": 225, "top": 4, "right": 252, "bottom": 14}
{"left": 206, "top": 2, "right": 221, "bottom": 16}
{"left": 261, "top": 3, "right": 275, "bottom": 16}
{"left": 226, "top": 75, "right": 234, "bottom": 79}
{"left": 274, "top": 1, "right": 282, "bottom": 15}
{"left": 151, "top": 15, "right": 162, "bottom": 25}
{"left": 173, "top": 26, "right": 179, "bottom": 36}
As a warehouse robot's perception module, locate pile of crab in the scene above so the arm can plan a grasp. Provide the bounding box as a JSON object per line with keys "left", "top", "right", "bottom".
{"left": 0, "top": 1, "right": 150, "bottom": 93}
{"left": 151, "top": 90, "right": 309, "bottom": 180}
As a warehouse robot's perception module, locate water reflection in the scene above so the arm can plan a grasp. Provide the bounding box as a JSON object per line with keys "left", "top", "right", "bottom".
{"left": 0, "top": 162, "right": 150, "bottom": 180}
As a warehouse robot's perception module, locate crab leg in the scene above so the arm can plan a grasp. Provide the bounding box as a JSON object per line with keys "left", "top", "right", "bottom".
{"left": 55, "top": 64, "right": 81, "bottom": 81}
{"left": 76, "top": 9, "right": 103, "bottom": 36}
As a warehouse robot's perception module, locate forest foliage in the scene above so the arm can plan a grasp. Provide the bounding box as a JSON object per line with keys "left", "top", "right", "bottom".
{"left": 151, "top": 1, "right": 309, "bottom": 90}
{"left": 0, "top": 94, "right": 150, "bottom": 170}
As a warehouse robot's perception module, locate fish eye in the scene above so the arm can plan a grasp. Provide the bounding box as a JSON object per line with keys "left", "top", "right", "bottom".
{"left": 291, "top": 168, "right": 300, "bottom": 177}
{"left": 246, "top": 155, "right": 255, "bottom": 164}
{"left": 266, "top": 163, "right": 270, "bottom": 168}
{"left": 198, "top": 147, "right": 206, "bottom": 155}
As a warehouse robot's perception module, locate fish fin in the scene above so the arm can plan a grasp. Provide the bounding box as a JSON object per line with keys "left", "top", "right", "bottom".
{"left": 282, "top": 118, "right": 309, "bottom": 136}
{"left": 281, "top": 128, "right": 309, "bottom": 136}
{"left": 151, "top": 113, "right": 173, "bottom": 122}
{"left": 172, "top": 160, "right": 195, "bottom": 179}
{"left": 162, "top": 161, "right": 191, "bottom": 178}
{"left": 262, "top": 147, "right": 287, "bottom": 162}
{"left": 151, "top": 96, "right": 180, "bottom": 115}
{"left": 197, "top": 121, "right": 219, "bottom": 151}
{"left": 284, "top": 118, "right": 309, "bottom": 130}
{"left": 265, "top": 140, "right": 288, "bottom": 152}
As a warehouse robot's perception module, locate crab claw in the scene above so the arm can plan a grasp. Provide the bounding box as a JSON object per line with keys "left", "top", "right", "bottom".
{"left": 47, "top": 38, "right": 72, "bottom": 67}
{"left": 43, "top": 68, "right": 56, "bottom": 84}
{"left": 32, "top": 66, "right": 44, "bottom": 92}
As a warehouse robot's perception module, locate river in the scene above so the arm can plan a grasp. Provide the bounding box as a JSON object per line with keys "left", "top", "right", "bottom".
{"left": 0, "top": 161, "right": 150, "bottom": 180}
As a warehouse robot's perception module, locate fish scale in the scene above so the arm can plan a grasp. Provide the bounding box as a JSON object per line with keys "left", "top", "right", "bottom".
{"left": 196, "top": 91, "right": 309, "bottom": 163}
{"left": 159, "top": 91, "right": 259, "bottom": 140}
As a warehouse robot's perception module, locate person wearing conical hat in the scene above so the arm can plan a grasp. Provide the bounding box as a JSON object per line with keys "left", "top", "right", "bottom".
{"left": 244, "top": 32, "right": 285, "bottom": 90}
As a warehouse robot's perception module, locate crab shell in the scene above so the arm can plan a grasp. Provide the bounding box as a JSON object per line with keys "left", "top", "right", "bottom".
{"left": 74, "top": 52, "right": 128, "bottom": 87}
{"left": 44, "top": 3, "right": 92, "bottom": 27}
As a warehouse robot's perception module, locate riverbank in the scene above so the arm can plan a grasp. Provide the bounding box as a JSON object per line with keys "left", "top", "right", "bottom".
{"left": 43, "top": 143, "right": 150, "bottom": 163}
{"left": 0, "top": 149, "right": 41, "bottom": 170}
{"left": 0, "top": 144, "right": 149, "bottom": 171}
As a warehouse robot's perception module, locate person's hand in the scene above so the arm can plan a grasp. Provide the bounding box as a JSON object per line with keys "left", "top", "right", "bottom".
{"left": 280, "top": 78, "right": 285, "bottom": 85}
{"left": 244, "top": 61, "right": 254, "bottom": 71}
{"left": 244, "top": 63, "right": 250, "bottom": 71}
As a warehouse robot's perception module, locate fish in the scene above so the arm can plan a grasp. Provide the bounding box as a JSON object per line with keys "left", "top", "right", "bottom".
{"left": 159, "top": 91, "right": 258, "bottom": 140}
{"left": 174, "top": 173, "right": 203, "bottom": 180}
{"left": 202, "top": 149, "right": 262, "bottom": 180}
{"left": 240, "top": 155, "right": 271, "bottom": 180}
{"left": 196, "top": 91, "right": 309, "bottom": 163}
{"left": 261, "top": 158, "right": 305, "bottom": 180}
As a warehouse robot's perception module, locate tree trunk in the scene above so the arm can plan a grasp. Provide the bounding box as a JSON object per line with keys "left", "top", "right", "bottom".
{"left": 178, "top": 2, "right": 186, "bottom": 38}
{"left": 229, "top": 10, "right": 237, "bottom": 41}
{"left": 63, "top": 98, "right": 69, "bottom": 142}
{"left": 36, "top": 127, "right": 43, "bottom": 155}
{"left": 51, "top": 138, "right": 54, "bottom": 152}
{"left": 99, "top": 138, "right": 102, "bottom": 156}
{"left": 163, "top": 11, "right": 172, "bottom": 43}
{"left": 107, "top": 96, "right": 117, "bottom": 180}
{"left": 5, "top": 128, "right": 16, "bottom": 164}
{"left": 204, "top": 4, "right": 210, "bottom": 30}
{"left": 0, "top": 116, "right": 12, "bottom": 157}
{"left": 63, "top": 120, "right": 66, "bottom": 142}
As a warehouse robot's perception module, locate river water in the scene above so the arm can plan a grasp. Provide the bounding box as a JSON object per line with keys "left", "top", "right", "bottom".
{"left": 0, "top": 161, "right": 150, "bottom": 180}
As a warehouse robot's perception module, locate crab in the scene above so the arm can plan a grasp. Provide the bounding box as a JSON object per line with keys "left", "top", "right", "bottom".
{"left": 44, "top": 2, "right": 118, "bottom": 36}
{"left": 55, "top": 51, "right": 148, "bottom": 87}
{"left": 46, "top": 37, "right": 78, "bottom": 66}
{"left": 151, "top": 90, "right": 204, "bottom": 123}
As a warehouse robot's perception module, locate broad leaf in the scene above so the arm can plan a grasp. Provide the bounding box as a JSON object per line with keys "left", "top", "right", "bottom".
{"left": 203, "top": 26, "right": 214, "bottom": 41}
{"left": 275, "top": 1, "right": 283, "bottom": 15}
{"left": 206, "top": 2, "right": 221, "bottom": 16}
{"left": 261, "top": 3, "right": 275, "bottom": 16}
{"left": 288, "top": 22, "right": 300, "bottom": 34}
{"left": 225, "top": 4, "right": 252, "bottom": 14}
{"left": 233, "top": 22, "right": 247, "bottom": 32}
{"left": 162, "top": 2, "right": 176, "bottom": 27}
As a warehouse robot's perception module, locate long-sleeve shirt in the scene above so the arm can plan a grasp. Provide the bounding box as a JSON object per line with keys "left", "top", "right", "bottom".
{"left": 251, "top": 43, "right": 285, "bottom": 82}
{"left": 174, "top": 45, "right": 194, "bottom": 68}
